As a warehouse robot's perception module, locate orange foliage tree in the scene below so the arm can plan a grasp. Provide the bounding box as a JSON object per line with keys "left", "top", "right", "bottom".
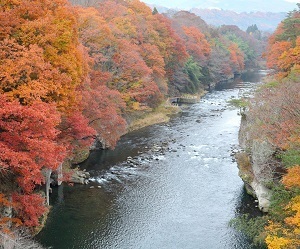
{"left": 78, "top": 3, "right": 164, "bottom": 111}
{"left": 265, "top": 168, "right": 300, "bottom": 249}
{"left": 0, "top": 0, "right": 86, "bottom": 111}
{"left": 228, "top": 42, "right": 245, "bottom": 72}
{"left": 182, "top": 26, "right": 211, "bottom": 65}
{"left": 0, "top": 0, "right": 96, "bottom": 149}
{"left": 266, "top": 7, "right": 300, "bottom": 78}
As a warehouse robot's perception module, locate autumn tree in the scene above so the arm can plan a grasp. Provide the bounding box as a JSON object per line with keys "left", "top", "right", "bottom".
{"left": 0, "top": 0, "right": 96, "bottom": 230}
{"left": 276, "top": 37, "right": 300, "bottom": 77}
{"left": 219, "top": 25, "right": 261, "bottom": 68}
{"left": 0, "top": 0, "right": 87, "bottom": 112}
{"left": 182, "top": 26, "right": 211, "bottom": 65}
{"left": 228, "top": 42, "right": 245, "bottom": 72}
{"left": 265, "top": 7, "right": 300, "bottom": 78}
{"left": 266, "top": 40, "right": 292, "bottom": 70}
{"left": 81, "top": 71, "right": 127, "bottom": 148}
{"left": 264, "top": 167, "right": 300, "bottom": 249}
{"left": 245, "top": 80, "right": 299, "bottom": 153}
{"left": 79, "top": 1, "right": 176, "bottom": 109}
{"left": 209, "top": 37, "right": 234, "bottom": 79}
{"left": 243, "top": 9, "right": 300, "bottom": 247}
{"left": 0, "top": 95, "right": 65, "bottom": 227}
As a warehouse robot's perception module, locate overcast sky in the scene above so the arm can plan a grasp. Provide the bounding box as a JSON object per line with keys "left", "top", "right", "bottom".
{"left": 142, "top": 0, "right": 299, "bottom": 12}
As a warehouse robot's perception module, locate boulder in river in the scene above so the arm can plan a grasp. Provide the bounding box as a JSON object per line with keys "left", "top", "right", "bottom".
{"left": 69, "top": 169, "right": 90, "bottom": 185}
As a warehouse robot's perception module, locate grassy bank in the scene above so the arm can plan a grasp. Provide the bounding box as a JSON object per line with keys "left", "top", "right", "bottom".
{"left": 126, "top": 91, "right": 207, "bottom": 132}
{"left": 127, "top": 104, "right": 181, "bottom": 132}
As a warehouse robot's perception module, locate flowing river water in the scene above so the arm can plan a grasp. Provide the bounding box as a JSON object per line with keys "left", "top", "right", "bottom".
{"left": 37, "top": 71, "right": 267, "bottom": 249}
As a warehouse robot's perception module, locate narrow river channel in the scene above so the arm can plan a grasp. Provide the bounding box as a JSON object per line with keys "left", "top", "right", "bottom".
{"left": 37, "top": 71, "right": 266, "bottom": 249}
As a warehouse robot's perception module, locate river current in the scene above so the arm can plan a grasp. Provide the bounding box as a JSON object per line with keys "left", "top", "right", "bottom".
{"left": 37, "top": 71, "right": 266, "bottom": 249}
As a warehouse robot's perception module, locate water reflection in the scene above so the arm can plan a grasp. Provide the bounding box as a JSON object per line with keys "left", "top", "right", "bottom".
{"left": 228, "top": 187, "right": 265, "bottom": 249}
{"left": 235, "top": 187, "right": 263, "bottom": 218}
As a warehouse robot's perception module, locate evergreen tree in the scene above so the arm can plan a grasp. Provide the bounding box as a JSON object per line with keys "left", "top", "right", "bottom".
{"left": 152, "top": 7, "right": 158, "bottom": 15}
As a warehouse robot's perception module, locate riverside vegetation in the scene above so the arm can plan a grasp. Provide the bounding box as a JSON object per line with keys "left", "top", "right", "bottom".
{"left": 0, "top": 0, "right": 284, "bottom": 246}
{"left": 231, "top": 4, "right": 300, "bottom": 249}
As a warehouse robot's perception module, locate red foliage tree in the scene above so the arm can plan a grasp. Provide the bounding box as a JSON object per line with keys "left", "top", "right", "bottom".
{"left": 12, "top": 194, "right": 47, "bottom": 227}
{"left": 182, "top": 26, "right": 211, "bottom": 65}
{"left": 82, "top": 71, "right": 127, "bottom": 148}
{"left": 0, "top": 94, "right": 66, "bottom": 226}
{"left": 0, "top": 95, "right": 65, "bottom": 192}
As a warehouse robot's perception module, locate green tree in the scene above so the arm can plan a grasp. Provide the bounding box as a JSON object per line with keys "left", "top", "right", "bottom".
{"left": 246, "top": 24, "right": 258, "bottom": 34}
{"left": 152, "top": 7, "right": 158, "bottom": 15}
{"left": 183, "top": 57, "right": 203, "bottom": 93}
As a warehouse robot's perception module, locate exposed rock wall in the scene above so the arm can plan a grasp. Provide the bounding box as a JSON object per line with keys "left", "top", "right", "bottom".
{"left": 237, "top": 116, "right": 277, "bottom": 212}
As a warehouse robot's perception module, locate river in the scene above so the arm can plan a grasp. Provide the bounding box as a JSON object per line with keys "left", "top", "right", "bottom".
{"left": 37, "top": 71, "right": 266, "bottom": 249}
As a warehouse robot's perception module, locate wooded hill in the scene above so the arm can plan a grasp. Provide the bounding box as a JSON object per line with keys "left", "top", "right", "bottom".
{"left": 0, "top": 0, "right": 263, "bottom": 232}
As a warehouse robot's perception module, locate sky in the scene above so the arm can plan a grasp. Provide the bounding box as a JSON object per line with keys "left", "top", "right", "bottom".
{"left": 142, "top": 0, "right": 299, "bottom": 13}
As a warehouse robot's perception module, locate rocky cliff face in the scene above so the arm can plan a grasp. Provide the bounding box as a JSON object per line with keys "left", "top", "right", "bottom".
{"left": 237, "top": 116, "right": 278, "bottom": 212}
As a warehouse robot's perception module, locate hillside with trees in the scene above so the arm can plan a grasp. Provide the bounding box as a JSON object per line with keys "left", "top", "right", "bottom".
{"left": 234, "top": 4, "right": 300, "bottom": 248}
{"left": 0, "top": 0, "right": 264, "bottom": 240}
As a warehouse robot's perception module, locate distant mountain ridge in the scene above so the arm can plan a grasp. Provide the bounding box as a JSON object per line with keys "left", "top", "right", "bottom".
{"left": 148, "top": 4, "right": 286, "bottom": 32}
{"left": 190, "top": 8, "right": 286, "bottom": 31}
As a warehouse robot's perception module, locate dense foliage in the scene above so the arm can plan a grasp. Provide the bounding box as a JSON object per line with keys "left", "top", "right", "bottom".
{"left": 233, "top": 5, "right": 300, "bottom": 248}
{"left": 0, "top": 0, "right": 263, "bottom": 232}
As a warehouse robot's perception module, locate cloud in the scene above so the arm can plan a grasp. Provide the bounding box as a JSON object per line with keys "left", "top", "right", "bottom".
{"left": 285, "top": 0, "right": 299, "bottom": 2}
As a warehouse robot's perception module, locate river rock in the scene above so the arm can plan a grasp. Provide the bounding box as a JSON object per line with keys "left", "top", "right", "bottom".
{"left": 70, "top": 169, "right": 90, "bottom": 185}
{"left": 70, "top": 176, "right": 85, "bottom": 184}
{"left": 250, "top": 180, "right": 271, "bottom": 212}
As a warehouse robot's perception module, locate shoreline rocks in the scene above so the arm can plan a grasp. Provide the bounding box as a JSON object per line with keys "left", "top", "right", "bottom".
{"left": 69, "top": 169, "right": 90, "bottom": 185}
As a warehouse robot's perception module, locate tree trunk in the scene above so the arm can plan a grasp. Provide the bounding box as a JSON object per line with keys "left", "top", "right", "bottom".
{"left": 57, "top": 163, "right": 63, "bottom": 186}
{"left": 44, "top": 169, "right": 52, "bottom": 206}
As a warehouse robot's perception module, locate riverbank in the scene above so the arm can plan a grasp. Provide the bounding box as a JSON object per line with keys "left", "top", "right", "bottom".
{"left": 126, "top": 91, "right": 207, "bottom": 133}
{"left": 235, "top": 69, "right": 276, "bottom": 213}
{"left": 37, "top": 70, "right": 261, "bottom": 249}
{"left": 126, "top": 105, "right": 180, "bottom": 133}
{"left": 69, "top": 91, "right": 206, "bottom": 166}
